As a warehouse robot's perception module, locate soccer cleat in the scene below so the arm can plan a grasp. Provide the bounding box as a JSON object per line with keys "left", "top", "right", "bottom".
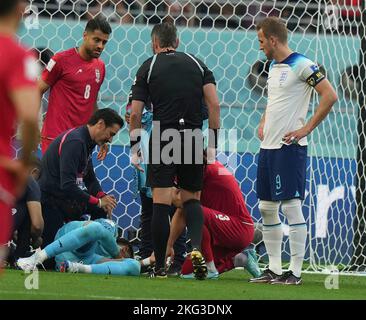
{"left": 190, "top": 249, "right": 208, "bottom": 280}
{"left": 59, "top": 261, "right": 78, "bottom": 273}
{"left": 249, "top": 268, "right": 281, "bottom": 283}
{"left": 270, "top": 270, "right": 302, "bottom": 285}
{"left": 149, "top": 267, "right": 168, "bottom": 279}
{"left": 181, "top": 271, "right": 219, "bottom": 280}
{"left": 180, "top": 273, "right": 195, "bottom": 279}
{"left": 16, "top": 249, "right": 41, "bottom": 272}
{"left": 166, "top": 264, "right": 181, "bottom": 277}
{"left": 206, "top": 270, "right": 219, "bottom": 279}
{"left": 140, "top": 265, "right": 153, "bottom": 275}
{"left": 243, "top": 248, "right": 262, "bottom": 278}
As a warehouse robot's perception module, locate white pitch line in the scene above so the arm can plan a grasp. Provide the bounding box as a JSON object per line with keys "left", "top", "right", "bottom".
{"left": 0, "top": 289, "right": 143, "bottom": 300}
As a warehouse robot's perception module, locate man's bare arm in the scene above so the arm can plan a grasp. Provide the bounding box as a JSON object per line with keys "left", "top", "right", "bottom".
{"left": 203, "top": 83, "right": 220, "bottom": 130}
{"left": 38, "top": 79, "right": 50, "bottom": 96}
{"left": 27, "top": 201, "right": 44, "bottom": 241}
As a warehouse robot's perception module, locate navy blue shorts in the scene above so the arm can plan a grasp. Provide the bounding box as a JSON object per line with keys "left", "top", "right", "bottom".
{"left": 256, "top": 145, "right": 307, "bottom": 201}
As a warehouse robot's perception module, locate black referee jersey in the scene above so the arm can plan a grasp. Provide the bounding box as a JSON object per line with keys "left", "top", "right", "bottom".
{"left": 132, "top": 50, "right": 216, "bottom": 129}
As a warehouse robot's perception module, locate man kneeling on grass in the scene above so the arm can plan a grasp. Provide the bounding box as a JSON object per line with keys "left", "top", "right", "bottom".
{"left": 166, "top": 159, "right": 261, "bottom": 280}
{"left": 16, "top": 218, "right": 140, "bottom": 276}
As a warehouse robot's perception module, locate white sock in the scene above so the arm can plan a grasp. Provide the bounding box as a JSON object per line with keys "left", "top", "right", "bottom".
{"left": 282, "top": 199, "right": 307, "bottom": 278}
{"left": 206, "top": 261, "right": 218, "bottom": 273}
{"left": 263, "top": 226, "right": 283, "bottom": 275}
{"left": 233, "top": 252, "right": 247, "bottom": 268}
{"left": 259, "top": 201, "right": 283, "bottom": 275}
{"left": 36, "top": 249, "right": 48, "bottom": 264}
{"left": 288, "top": 225, "right": 307, "bottom": 277}
{"left": 75, "top": 263, "right": 92, "bottom": 273}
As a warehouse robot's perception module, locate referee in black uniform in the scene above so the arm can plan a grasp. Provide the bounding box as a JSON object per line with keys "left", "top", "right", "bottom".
{"left": 129, "top": 22, "right": 220, "bottom": 279}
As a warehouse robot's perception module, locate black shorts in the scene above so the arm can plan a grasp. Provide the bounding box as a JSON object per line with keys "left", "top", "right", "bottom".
{"left": 147, "top": 127, "right": 204, "bottom": 192}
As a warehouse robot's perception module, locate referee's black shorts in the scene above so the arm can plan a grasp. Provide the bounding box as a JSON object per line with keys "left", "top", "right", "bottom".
{"left": 147, "top": 128, "right": 204, "bottom": 192}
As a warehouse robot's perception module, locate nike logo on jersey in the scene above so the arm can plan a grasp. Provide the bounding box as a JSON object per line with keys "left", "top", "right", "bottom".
{"left": 275, "top": 191, "right": 283, "bottom": 195}
{"left": 76, "top": 69, "right": 83, "bottom": 74}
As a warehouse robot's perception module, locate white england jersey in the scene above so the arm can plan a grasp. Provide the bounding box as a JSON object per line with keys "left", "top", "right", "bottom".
{"left": 261, "top": 52, "right": 325, "bottom": 149}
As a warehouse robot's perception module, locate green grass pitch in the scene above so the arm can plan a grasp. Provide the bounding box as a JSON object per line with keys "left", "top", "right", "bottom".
{"left": 0, "top": 269, "right": 365, "bottom": 300}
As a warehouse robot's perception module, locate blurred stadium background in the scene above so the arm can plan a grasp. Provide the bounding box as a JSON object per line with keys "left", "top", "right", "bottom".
{"left": 19, "top": 0, "right": 366, "bottom": 274}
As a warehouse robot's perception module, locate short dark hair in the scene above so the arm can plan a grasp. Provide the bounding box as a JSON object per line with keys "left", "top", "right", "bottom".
{"left": 0, "top": 0, "right": 20, "bottom": 17}
{"left": 88, "top": 108, "right": 124, "bottom": 128}
{"left": 256, "top": 17, "right": 288, "bottom": 44}
{"left": 85, "top": 17, "right": 112, "bottom": 35}
{"left": 117, "top": 238, "right": 134, "bottom": 259}
{"left": 151, "top": 22, "right": 178, "bottom": 48}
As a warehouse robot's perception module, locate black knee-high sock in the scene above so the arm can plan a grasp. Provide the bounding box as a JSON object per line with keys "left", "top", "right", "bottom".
{"left": 183, "top": 199, "right": 203, "bottom": 251}
{"left": 151, "top": 203, "right": 171, "bottom": 270}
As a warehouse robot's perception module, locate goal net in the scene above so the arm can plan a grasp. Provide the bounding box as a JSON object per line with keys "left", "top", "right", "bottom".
{"left": 20, "top": 0, "right": 365, "bottom": 274}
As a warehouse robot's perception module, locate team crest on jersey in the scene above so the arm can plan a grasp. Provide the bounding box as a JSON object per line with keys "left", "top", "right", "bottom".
{"left": 95, "top": 69, "right": 101, "bottom": 83}
{"left": 279, "top": 71, "right": 288, "bottom": 84}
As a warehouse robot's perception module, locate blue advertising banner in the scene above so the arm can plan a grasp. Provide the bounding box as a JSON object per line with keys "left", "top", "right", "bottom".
{"left": 95, "top": 146, "right": 356, "bottom": 265}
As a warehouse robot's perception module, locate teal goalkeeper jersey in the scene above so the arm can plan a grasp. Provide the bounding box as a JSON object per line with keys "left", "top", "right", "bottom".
{"left": 55, "top": 219, "right": 119, "bottom": 259}
{"left": 132, "top": 109, "right": 153, "bottom": 198}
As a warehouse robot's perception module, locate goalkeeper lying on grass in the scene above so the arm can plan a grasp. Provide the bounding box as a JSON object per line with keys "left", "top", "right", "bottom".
{"left": 16, "top": 219, "right": 140, "bottom": 276}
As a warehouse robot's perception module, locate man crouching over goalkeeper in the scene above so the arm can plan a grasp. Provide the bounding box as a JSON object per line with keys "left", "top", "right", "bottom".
{"left": 166, "top": 156, "right": 261, "bottom": 280}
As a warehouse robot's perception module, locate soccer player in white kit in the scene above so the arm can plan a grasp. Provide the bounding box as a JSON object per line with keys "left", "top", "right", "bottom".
{"left": 250, "top": 17, "right": 338, "bottom": 285}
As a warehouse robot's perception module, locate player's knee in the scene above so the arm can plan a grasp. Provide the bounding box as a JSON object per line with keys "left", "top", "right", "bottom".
{"left": 129, "top": 259, "right": 141, "bottom": 276}
{"left": 82, "top": 221, "right": 104, "bottom": 240}
{"left": 258, "top": 200, "right": 280, "bottom": 225}
{"left": 116, "top": 259, "right": 141, "bottom": 276}
{"left": 258, "top": 200, "right": 280, "bottom": 216}
{"left": 281, "top": 199, "right": 305, "bottom": 225}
